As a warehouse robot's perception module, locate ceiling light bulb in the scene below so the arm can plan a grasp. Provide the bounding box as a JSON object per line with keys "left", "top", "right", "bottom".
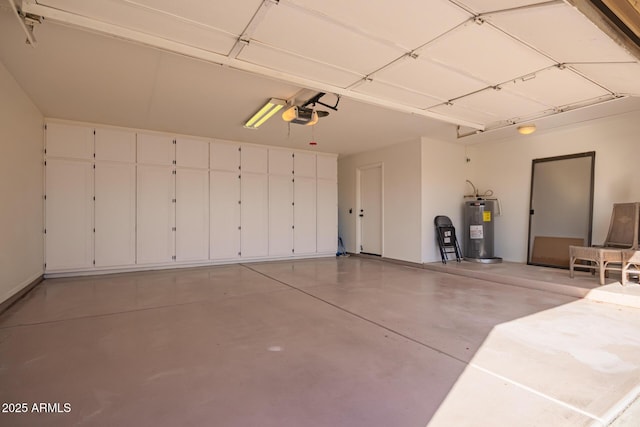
{"left": 282, "top": 106, "right": 297, "bottom": 122}
{"left": 517, "top": 124, "right": 536, "bottom": 135}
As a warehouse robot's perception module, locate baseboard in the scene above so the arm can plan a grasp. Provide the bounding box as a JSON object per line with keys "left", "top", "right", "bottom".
{"left": 0, "top": 272, "right": 44, "bottom": 315}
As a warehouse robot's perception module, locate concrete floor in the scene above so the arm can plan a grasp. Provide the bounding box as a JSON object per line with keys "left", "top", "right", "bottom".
{"left": 1, "top": 257, "right": 639, "bottom": 426}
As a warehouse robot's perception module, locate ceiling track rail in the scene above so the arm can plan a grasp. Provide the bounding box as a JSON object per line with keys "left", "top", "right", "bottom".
{"left": 19, "top": 1, "right": 486, "bottom": 130}
{"left": 6, "top": 0, "right": 38, "bottom": 46}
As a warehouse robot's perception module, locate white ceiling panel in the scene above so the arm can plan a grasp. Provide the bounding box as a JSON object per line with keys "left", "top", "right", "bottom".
{"left": 118, "top": 0, "right": 262, "bottom": 35}
{"left": 285, "top": 0, "right": 472, "bottom": 50}
{"left": 374, "top": 56, "right": 488, "bottom": 101}
{"left": 486, "top": 2, "right": 636, "bottom": 63}
{"left": 453, "top": 87, "right": 549, "bottom": 119}
{"left": 353, "top": 81, "right": 442, "bottom": 109}
{"left": 237, "top": 43, "right": 363, "bottom": 88}
{"left": 429, "top": 102, "right": 500, "bottom": 125}
{"left": 250, "top": 2, "right": 406, "bottom": 75}
{"left": 501, "top": 66, "right": 611, "bottom": 108}
{"left": 420, "top": 20, "right": 555, "bottom": 85}
{"left": 572, "top": 63, "right": 640, "bottom": 96}
{"left": 35, "top": 0, "right": 238, "bottom": 54}
{"left": 456, "top": 0, "right": 551, "bottom": 14}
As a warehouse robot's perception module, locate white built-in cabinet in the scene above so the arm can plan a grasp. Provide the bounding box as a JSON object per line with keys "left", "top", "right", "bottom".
{"left": 44, "top": 121, "right": 338, "bottom": 274}
{"left": 176, "top": 138, "right": 209, "bottom": 262}
{"left": 241, "top": 145, "right": 269, "bottom": 258}
{"left": 94, "top": 128, "right": 136, "bottom": 267}
{"left": 317, "top": 155, "right": 338, "bottom": 254}
{"left": 136, "top": 133, "right": 176, "bottom": 265}
{"left": 210, "top": 141, "right": 241, "bottom": 260}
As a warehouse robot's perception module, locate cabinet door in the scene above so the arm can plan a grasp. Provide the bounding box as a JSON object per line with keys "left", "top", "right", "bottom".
{"left": 95, "top": 128, "right": 136, "bottom": 162}
{"left": 176, "top": 137, "right": 209, "bottom": 169}
{"left": 269, "top": 175, "right": 293, "bottom": 256}
{"left": 269, "top": 149, "right": 293, "bottom": 175}
{"left": 211, "top": 141, "right": 240, "bottom": 172}
{"left": 317, "top": 180, "right": 338, "bottom": 253}
{"left": 176, "top": 169, "right": 209, "bottom": 261}
{"left": 294, "top": 177, "right": 317, "bottom": 254}
{"left": 294, "top": 152, "right": 316, "bottom": 177}
{"left": 137, "top": 165, "right": 175, "bottom": 264}
{"left": 241, "top": 145, "right": 268, "bottom": 174}
{"left": 210, "top": 171, "right": 241, "bottom": 259}
{"left": 95, "top": 163, "right": 136, "bottom": 267}
{"left": 137, "top": 133, "right": 174, "bottom": 165}
{"left": 46, "top": 123, "right": 93, "bottom": 160}
{"left": 241, "top": 172, "right": 269, "bottom": 258}
{"left": 317, "top": 155, "right": 337, "bottom": 181}
{"left": 45, "top": 159, "right": 93, "bottom": 270}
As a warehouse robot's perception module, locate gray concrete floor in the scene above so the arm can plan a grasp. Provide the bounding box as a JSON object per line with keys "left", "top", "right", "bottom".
{"left": 1, "top": 257, "right": 639, "bottom": 426}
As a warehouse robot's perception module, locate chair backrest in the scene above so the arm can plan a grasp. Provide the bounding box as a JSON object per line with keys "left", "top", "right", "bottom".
{"left": 434, "top": 215, "right": 453, "bottom": 228}
{"left": 604, "top": 202, "right": 640, "bottom": 249}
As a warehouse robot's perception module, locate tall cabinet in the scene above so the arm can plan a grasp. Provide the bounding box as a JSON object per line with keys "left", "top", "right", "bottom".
{"left": 44, "top": 121, "right": 338, "bottom": 275}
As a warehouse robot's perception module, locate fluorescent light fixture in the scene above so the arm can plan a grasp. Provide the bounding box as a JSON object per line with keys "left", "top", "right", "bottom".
{"left": 517, "top": 124, "right": 536, "bottom": 135}
{"left": 244, "top": 98, "right": 285, "bottom": 129}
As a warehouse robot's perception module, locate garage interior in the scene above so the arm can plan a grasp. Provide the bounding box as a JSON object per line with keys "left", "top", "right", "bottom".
{"left": 2, "top": 1, "right": 640, "bottom": 426}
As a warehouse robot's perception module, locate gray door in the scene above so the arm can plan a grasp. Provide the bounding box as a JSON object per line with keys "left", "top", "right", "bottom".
{"left": 527, "top": 152, "right": 595, "bottom": 268}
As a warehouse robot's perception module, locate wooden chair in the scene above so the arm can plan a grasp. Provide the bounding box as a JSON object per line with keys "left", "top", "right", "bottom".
{"left": 569, "top": 202, "right": 640, "bottom": 285}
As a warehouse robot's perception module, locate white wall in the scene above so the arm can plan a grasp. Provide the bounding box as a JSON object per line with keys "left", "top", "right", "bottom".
{"left": 421, "top": 137, "right": 467, "bottom": 263}
{"left": 338, "top": 139, "right": 422, "bottom": 263}
{"left": 465, "top": 110, "right": 640, "bottom": 262}
{"left": 0, "top": 61, "right": 44, "bottom": 303}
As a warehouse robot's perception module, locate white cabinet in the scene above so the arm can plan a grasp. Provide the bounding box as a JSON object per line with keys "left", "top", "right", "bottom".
{"left": 137, "top": 133, "right": 174, "bottom": 165}
{"left": 176, "top": 169, "right": 209, "bottom": 262}
{"left": 95, "top": 128, "right": 135, "bottom": 162}
{"left": 241, "top": 145, "right": 268, "bottom": 174}
{"left": 45, "top": 121, "right": 338, "bottom": 273}
{"left": 177, "top": 137, "right": 209, "bottom": 169}
{"left": 210, "top": 171, "right": 241, "bottom": 260}
{"left": 95, "top": 163, "right": 136, "bottom": 267}
{"left": 269, "top": 175, "right": 293, "bottom": 256}
{"left": 317, "top": 155, "right": 338, "bottom": 254}
{"left": 137, "top": 165, "right": 175, "bottom": 264}
{"left": 241, "top": 172, "right": 269, "bottom": 258}
{"left": 210, "top": 141, "right": 241, "bottom": 260}
{"left": 211, "top": 140, "right": 240, "bottom": 171}
{"left": 294, "top": 177, "right": 317, "bottom": 254}
{"left": 45, "top": 159, "right": 94, "bottom": 270}
{"left": 317, "top": 154, "right": 338, "bottom": 180}
{"left": 269, "top": 149, "right": 293, "bottom": 175}
{"left": 46, "top": 123, "right": 94, "bottom": 160}
{"left": 294, "top": 152, "right": 316, "bottom": 177}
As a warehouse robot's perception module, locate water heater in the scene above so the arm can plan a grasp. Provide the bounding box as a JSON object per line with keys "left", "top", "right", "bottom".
{"left": 464, "top": 199, "right": 502, "bottom": 263}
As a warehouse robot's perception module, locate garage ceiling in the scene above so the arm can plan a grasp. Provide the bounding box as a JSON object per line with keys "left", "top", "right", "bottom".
{"left": 1, "top": 0, "right": 640, "bottom": 154}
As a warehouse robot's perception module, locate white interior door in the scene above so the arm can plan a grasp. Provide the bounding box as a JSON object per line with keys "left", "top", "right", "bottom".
{"left": 176, "top": 168, "right": 209, "bottom": 262}
{"left": 210, "top": 170, "right": 241, "bottom": 260}
{"left": 360, "top": 166, "right": 382, "bottom": 255}
{"left": 269, "top": 175, "right": 293, "bottom": 256}
{"left": 294, "top": 176, "right": 317, "bottom": 254}
{"left": 45, "top": 159, "right": 94, "bottom": 270}
{"left": 317, "top": 179, "right": 338, "bottom": 254}
{"left": 241, "top": 172, "right": 269, "bottom": 258}
{"left": 137, "top": 165, "right": 175, "bottom": 264}
{"left": 95, "top": 162, "right": 136, "bottom": 267}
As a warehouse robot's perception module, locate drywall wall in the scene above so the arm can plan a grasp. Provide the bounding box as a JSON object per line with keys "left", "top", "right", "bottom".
{"left": 465, "top": 110, "right": 640, "bottom": 262}
{"left": 338, "top": 140, "right": 422, "bottom": 263}
{"left": 0, "top": 61, "right": 44, "bottom": 303}
{"left": 421, "top": 137, "right": 467, "bottom": 263}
